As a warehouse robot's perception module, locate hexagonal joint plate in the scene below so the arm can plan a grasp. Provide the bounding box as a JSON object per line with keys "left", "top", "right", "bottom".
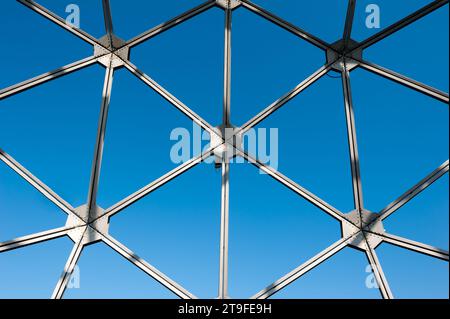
{"left": 326, "top": 38, "right": 363, "bottom": 72}
{"left": 216, "top": 0, "right": 241, "bottom": 10}
{"left": 94, "top": 34, "right": 130, "bottom": 68}
{"left": 341, "top": 209, "right": 385, "bottom": 251}
{"left": 210, "top": 125, "right": 243, "bottom": 165}
{"left": 66, "top": 204, "right": 109, "bottom": 245}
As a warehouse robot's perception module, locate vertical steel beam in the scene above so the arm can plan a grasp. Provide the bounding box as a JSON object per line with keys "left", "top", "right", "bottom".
{"left": 218, "top": 6, "right": 232, "bottom": 299}
{"left": 343, "top": 0, "right": 356, "bottom": 50}
{"left": 218, "top": 162, "right": 230, "bottom": 299}
{"left": 102, "top": 0, "right": 115, "bottom": 49}
{"left": 86, "top": 57, "right": 115, "bottom": 220}
{"left": 341, "top": 64, "right": 364, "bottom": 214}
{"left": 223, "top": 7, "right": 232, "bottom": 127}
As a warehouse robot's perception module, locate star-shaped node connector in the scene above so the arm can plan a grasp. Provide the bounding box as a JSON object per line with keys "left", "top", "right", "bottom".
{"left": 94, "top": 34, "right": 130, "bottom": 69}
{"left": 210, "top": 125, "right": 243, "bottom": 165}
{"left": 341, "top": 209, "right": 385, "bottom": 251}
{"left": 66, "top": 205, "right": 109, "bottom": 245}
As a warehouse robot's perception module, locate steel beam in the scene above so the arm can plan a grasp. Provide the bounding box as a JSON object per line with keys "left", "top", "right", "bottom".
{"left": 237, "top": 149, "right": 348, "bottom": 223}
{"left": 240, "top": 0, "right": 332, "bottom": 51}
{"left": 252, "top": 237, "right": 350, "bottom": 299}
{"left": 377, "top": 232, "right": 449, "bottom": 261}
{"left": 379, "top": 160, "right": 449, "bottom": 220}
{"left": 341, "top": 64, "right": 364, "bottom": 214}
{"left": 218, "top": 161, "right": 230, "bottom": 299}
{"left": 0, "top": 226, "right": 72, "bottom": 253}
{"left": 0, "top": 56, "right": 98, "bottom": 101}
{"left": 51, "top": 228, "right": 86, "bottom": 299}
{"left": 240, "top": 63, "right": 334, "bottom": 134}
{"left": 86, "top": 58, "right": 115, "bottom": 220}
{"left": 343, "top": 0, "right": 356, "bottom": 50}
{"left": 125, "top": 1, "right": 216, "bottom": 49}
{"left": 102, "top": 0, "right": 115, "bottom": 49}
{"left": 18, "top": 0, "right": 101, "bottom": 47}
{"left": 364, "top": 243, "right": 393, "bottom": 299}
{"left": 101, "top": 234, "right": 196, "bottom": 299}
{"left": 357, "top": 59, "right": 449, "bottom": 104}
{"left": 0, "top": 149, "right": 75, "bottom": 216}
{"left": 355, "top": 0, "right": 449, "bottom": 51}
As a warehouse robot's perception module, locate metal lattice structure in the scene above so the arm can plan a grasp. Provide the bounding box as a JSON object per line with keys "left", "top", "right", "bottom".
{"left": 0, "top": 0, "right": 449, "bottom": 299}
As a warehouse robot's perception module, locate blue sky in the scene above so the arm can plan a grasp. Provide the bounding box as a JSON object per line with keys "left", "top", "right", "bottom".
{"left": 0, "top": 0, "right": 448, "bottom": 299}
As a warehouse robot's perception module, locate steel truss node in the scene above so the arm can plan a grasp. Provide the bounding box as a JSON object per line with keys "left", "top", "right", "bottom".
{"left": 0, "top": 0, "right": 448, "bottom": 299}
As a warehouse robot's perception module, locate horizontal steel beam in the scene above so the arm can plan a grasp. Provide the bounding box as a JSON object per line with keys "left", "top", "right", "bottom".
{"left": 0, "top": 149, "right": 75, "bottom": 216}
{"left": 240, "top": 0, "right": 332, "bottom": 51}
{"left": 0, "top": 226, "right": 72, "bottom": 253}
{"left": 357, "top": 59, "right": 449, "bottom": 104}
{"left": 355, "top": 0, "right": 449, "bottom": 51}
{"left": 379, "top": 160, "right": 449, "bottom": 220}
{"left": 0, "top": 56, "right": 98, "bottom": 101}
{"left": 252, "top": 237, "right": 350, "bottom": 299}
{"left": 18, "top": 0, "right": 101, "bottom": 47}
{"left": 102, "top": 234, "right": 196, "bottom": 299}
{"left": 377, "top": 232, "right": 449, "bottom": 261}
{"left": 240, "top": 63, "right": 333, "bottom": 134}
{"left": 125, "top": 0, "right": 216, "bottom": 48}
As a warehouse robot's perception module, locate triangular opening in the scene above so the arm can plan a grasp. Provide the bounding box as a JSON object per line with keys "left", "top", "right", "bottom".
{"left": 352, "top": 0, "right": 434, "bottom": 42}
{"left": 0, "top": 163, "right": 67, "bottom": 242}
{"left": 109, "top": 160, "right": 221, "bottom": 298}
{"left": 231, "top": 7, "right": 324, "bottom": 126}
{"left": 364, "top": 3, "right": 449, "bottom": 92}
{"left": 129, "top": 7, "right": 223, "bottom": 126}
{"left": 250, "top": 0, "right": 347, "bottom": 44}
{"left": 36, "top": 0, "right": 105, "bottom": 38}
{"left": 0, "top": 236, "right": 73, "bottom": 298}
{"left": 384, "top": 174, "right": 449, "bottom": 250}
{"left": 0, "top": 64, "right": 105, "bottom": 207}
{"left": 228, "top": 161, "right": 341, "bottom": 298}
{"left": 63, "top": 241, "right": 178, "bottom": 299}
{"left": 110, "top": 0, "right": 206, "bottom": 41}
{"left": 245, "top": 74, "right": 354, "bottom": 213}
{"left": 269, "top": 247, "right": 381, "bottom": 299}
{"left": 97, "top": 68, "right": 210, "bottom": 209}
{"left": 350, "top": 67, "right": 448, "bottom": 213}
{"left": 0, "top": 1, "right": 92, "bottom": 89}
{"left": 376, "top": 242, "right": 449, "bottom": 298}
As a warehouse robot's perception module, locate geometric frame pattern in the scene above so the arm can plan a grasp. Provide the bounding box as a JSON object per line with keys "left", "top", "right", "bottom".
{"left": 0, "top": 0, "right": 448, "bottom": 299}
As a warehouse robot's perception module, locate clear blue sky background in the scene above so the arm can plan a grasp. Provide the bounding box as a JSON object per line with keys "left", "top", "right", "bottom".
{"left": 0, "top": 0, "right": 448, "bottom": 299}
